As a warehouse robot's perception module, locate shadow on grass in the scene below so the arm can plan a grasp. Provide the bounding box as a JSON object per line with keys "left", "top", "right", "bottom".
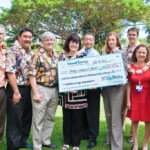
{"left": 0, "top": 117, "right": 149, "bottom": 150}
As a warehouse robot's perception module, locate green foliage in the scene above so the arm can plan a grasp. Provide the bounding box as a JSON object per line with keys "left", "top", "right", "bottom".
{"left": 0, "top": 0, "right": 150, "bottom": 46}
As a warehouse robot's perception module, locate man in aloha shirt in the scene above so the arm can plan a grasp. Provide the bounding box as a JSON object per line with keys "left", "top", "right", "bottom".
{"left": 29, "top": 31, "right": 58, "bottom": 150}
{"left": 6, "top": 27, "right": 33, "bottom": 150}
{"left": 121, "top": 27, "right": 140, "bottom": 143}
{"left": 0, "top": 24, "right": 7, "bottom": 145}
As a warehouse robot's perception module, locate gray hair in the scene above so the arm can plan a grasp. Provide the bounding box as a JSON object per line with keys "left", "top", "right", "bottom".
{"left": 0, "top": 24, "right": 6, "bottom": 34}
{"left": 83, "top": 32, "right": 95, "bottom": 41}
{"left": 40, "top": 31, "right": 56, "bottom": 41}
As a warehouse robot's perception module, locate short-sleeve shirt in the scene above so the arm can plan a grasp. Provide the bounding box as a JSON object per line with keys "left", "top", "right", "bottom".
{"left": 29, "top": 49, "right": 58, "bottom": 87}
{"left": 6, "top": 41, "right": 33, "bottom": 85}
{"left": 125, "top": 41, "right": 140, "bottom": 64}
{"left": 0, "top": 47, "right": 6, "bottom": 87}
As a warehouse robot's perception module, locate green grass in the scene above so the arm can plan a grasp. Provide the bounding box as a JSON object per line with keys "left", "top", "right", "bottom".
{"left": 0, "top": 98, "right": 149, "bottom": 150}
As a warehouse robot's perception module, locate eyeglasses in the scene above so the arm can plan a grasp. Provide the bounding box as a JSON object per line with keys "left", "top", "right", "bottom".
{"left": 44, "top": 39, "right": 55, "bottom": 42}
{"left": 0, "top": 33, "right": 4, "bottom": 35}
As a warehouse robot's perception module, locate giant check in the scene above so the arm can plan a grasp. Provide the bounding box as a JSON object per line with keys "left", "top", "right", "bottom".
{"left": 58, "top": 53, "right": 127, "bottom": 93}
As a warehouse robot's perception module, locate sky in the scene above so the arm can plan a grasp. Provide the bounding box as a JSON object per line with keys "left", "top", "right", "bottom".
{"left": 0, "top": 0, "right": 148, "bottom": 39}
{"left": 0, "top": 0, "right": 11, "bottom": 9}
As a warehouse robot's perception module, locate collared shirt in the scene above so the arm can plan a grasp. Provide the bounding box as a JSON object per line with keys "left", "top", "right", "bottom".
{"left": 0, "top": 47, "right": 6, "bottom": 87}
{"left": 6, "top": 41, "right": 33, "bottom": 85}
{"left": 125, "top": 41, "right": 140, "bottom": 64}
{"left": 29, "top": 49, "right": 58, "bottom": 87}
{"left": 84, "top": 47, "right": 99, "bottom": 57}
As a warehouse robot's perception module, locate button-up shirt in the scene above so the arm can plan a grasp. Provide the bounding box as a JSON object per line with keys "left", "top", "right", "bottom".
{"left": 6, "top": 41, "right": 33, "bottom": 85}
{"left": 125, "top": 41, "right": 140, "bottom": 64}
{"left": 84, "top": 47, "right": 99, "bottom": 56}
{"left": 0, "top": 47, "right": 6, "bottom": 87}
{"left": 29, "top": 49, "right": 58, "bottom": 87}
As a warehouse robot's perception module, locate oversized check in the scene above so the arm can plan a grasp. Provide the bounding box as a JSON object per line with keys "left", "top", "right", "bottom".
{"left": 58, "top": 53, "right": 127, "bottom": 93}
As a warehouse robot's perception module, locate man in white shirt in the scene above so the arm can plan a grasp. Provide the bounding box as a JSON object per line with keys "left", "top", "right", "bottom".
{"left": 82, "top": 33, "right": 101, "bottom": 149}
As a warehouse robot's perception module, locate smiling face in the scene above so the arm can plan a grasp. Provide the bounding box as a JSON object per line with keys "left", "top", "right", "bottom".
{"left": 108, "top": 35, "right": 117, "bottom": 50}
{"left": 127, "top": 30, "right": 138, "bottom": 45}
{"left": 83, "top": 34, "right": 95, "bottom": 50}
{"left": 18, "top": 31, "right": 33, "bottom": 51}
{"left": 42, "top": 37, "right": 55, "bottom": 52}
{"left": 0, "top": 27, "right": 5, "bottom": 44}
{"left": 136, "top": 47, "right": 147, "bottom": 63}
{"left": 69, "top": 40, "right": 79, "bottom": 53}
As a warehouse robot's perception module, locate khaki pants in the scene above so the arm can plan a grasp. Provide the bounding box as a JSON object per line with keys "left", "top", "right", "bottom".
{"left": 32, "top": 85, "right": 58, "bottom": 150}
{"left": 121, "top": 88, "right": 127, "bottom": 133}
{"left": 102, "top": 86, "right": 125, "bottom": 150}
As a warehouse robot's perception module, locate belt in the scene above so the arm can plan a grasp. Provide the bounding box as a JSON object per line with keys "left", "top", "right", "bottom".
{"left": 37, "top": 83, "right": 57, "bottom": 88}
{"left": 0, "top": 86, "right": 5, "bottom": 90}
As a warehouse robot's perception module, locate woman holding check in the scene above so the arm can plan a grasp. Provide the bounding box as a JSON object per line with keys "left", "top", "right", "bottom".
{"left": 126, "top": 44, "right": 150, "bottom": 150}
{"left": 102, "top": 32, "right": 127, "bottom": 150}
{"left": 59, "top": 33, "right": 87, "bottom": 150}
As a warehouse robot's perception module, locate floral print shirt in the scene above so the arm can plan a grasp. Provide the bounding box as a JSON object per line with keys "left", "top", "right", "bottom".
{"left": 6, "top": 41, "right": 33, "bottom": 85}
{"left": 0, "top": 45, "right": 6, "bottom": 87}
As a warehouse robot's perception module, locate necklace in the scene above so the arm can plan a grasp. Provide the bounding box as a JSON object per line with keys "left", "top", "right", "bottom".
{"left": 39, "top": 46, "right": 58, "bottom": 68}
{"left": 65, "top": 48, "right": 85, "bottom": 59}
{"left": 14, "top": 40, "right": 33, "bottom": 62}
{"left": 127, "top": 61, "right": 150, "bottom": 74}
{"left": 0, "top": 45, "right": 6, "bottom": 69}
{"left": 14, "top": 40, "right": 34, "bottom": 81}
{"left": 126, "top": 41, "right": 140, "bottom": 60}
{"left": 109, "top": 47, "right": 120, "bottom": 53}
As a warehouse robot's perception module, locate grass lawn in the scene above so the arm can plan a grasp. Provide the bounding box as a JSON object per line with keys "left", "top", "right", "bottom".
{"left": 0, "top": 97, "right": 149, "bottom": 150}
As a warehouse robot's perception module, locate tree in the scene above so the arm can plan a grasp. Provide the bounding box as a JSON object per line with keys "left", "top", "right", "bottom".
{"left": 0, "top": 0, "right": 150, "bottom": 46}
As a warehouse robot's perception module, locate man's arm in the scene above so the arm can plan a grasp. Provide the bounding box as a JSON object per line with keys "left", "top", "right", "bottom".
{"left": 7, "top": 72, "right": 21, "bottom": 105}
{"left": 29, "top": 75, "right": 41, "bottom": 103}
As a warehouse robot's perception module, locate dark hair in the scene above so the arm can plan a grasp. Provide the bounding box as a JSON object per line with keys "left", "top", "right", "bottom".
{"left": 83, "top": 32, "right": 95, "bottom": 41}
{"left": 132, "top": 44, "right": 150, "bottom": 63}
{"left": 19, "top": 27, "right": 33, "bottom": 37}
{"left": 63, "top": 33, "right": 82, "bottom": 52}
{"left": 105, "top": 32, "right": 122, "bottom": 54}
{"left": 127, "top": 27, "right": 139, "bottom": 36}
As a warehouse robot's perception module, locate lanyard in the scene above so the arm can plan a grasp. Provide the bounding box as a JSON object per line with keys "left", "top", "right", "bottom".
{"left": 137, "top": 67, "right": 142, "bottom": 85}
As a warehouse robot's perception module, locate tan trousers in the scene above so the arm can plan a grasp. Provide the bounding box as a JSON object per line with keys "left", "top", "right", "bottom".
{"left": 121, "top": 87, "right": 127, "bottom": 133}
{"left": 102, "top": 86, "right": 125, "bottom": 150}
{"left": 32, "top": 85, "right": 58, "bottom": 150}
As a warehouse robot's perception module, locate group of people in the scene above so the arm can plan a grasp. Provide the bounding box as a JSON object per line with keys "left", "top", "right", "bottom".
{"left": 0, "top": 24, "right": 150, "bottom": 150}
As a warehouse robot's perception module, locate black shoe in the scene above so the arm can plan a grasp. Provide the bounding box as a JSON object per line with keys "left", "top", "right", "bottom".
{"left": 87, "top": 140, "right": 97, "bottom": 149}
{"left": 20, "top": 144, "right": 33, "bottom": 149}
{"left": 42, "top": 144, "right": 57, "bottom": 149}
{"left": 82, "top": 135, "right": 90, "bottom": 140}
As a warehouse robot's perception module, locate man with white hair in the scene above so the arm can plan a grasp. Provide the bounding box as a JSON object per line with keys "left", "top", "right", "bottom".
{"left": 29, "top": 31, "right": 58, "bottom": 150}
{"left": 0, "top": 24, "right": 6, "bottom": 144}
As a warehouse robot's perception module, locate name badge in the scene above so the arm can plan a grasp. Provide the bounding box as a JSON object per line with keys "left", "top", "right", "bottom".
{"left": 136, "top": 85, "right": 143, "bottom": 92}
